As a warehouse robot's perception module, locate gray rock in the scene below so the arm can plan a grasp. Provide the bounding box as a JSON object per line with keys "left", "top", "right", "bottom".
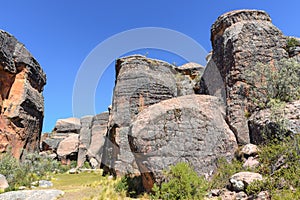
{"left": 31, "top": 180, "right": 53, "bottom": 188}
{"left": 128, "top": 95, "right": 237, "bottom": 191}
{"left": 243, "top": 157, "right": 260, "bottom": 169}
{"left": 0, "top": 30, "right": 46, "bottom": 159}
{"left": 0, "top": 189, "right": 64, "bottom": 200}
{"left": 57, "top": 134, "right": 79, "bottom": 165}
{"left": 101, "top": 55, "right": 182, "bottom": 176}
{"left": 77, "top": 112, "right": 109, "bottom": 168}
{"left": 229, "top": 178, "right": 245, "bottom": 192}
{"left": 236, "top": 191, "right": 248, "bottom": 200}
{"left": 53, "top": 118, "right": 81, "bottom": 133}
{"left": 230, "top": 172, "right": 263, "bottom": 192}
{"left": 68, "top": 168, "right": 78, "bottom": 174}
{"left": 241, "top": 144, "right": 259, "bottom": 157}
{"left": 77, "top": 116, "right": 93, "bottom": 168}
{"left": 200, "top": 10, "right": 288, "bottom": 144}
{"left": 256, "top": 191, "right": 270, "bottom": 200}
{"left": 0, "top": 174, "right": 9, "bottom": 190}
{"left": 41, "top": 138, "right": 63, "bottom": 152}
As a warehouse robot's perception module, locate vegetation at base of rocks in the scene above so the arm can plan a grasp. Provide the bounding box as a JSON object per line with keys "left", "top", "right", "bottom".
{"left": 286, "top": 37, "right": 300, "bottom": 51}
{"left": 151, "top": 162, "right": 208, "bottom": 200}
{"left": 209, "top": 158, "right": 243, "bottom": 190}
{"left": 0, "top": 151, "right": 71, "bottom": 191}
{"left": 245, "top": 58, "right": 300, "bottom": 109}
{"left": 245, "top": 135, "right": 300, "bottom": 198}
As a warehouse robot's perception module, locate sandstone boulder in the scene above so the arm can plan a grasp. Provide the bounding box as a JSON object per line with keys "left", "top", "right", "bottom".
{"left": 0, "top": 190, "right": 64, "bottom": 200}
{"left": 0, "top": 174, "right": 9, "bottom": 190}
{"left": 53, "top": 117, "right": 81, "bottom": 133}
{"left": 57, "top": 134, "right": 79, "bottom": 164}
{"left": 0, "top": 30, "right": 46, "bottom": 159}
{"left": 248, "top": 100, "right": 300, "bottom": 144}
{"left": 241, "top": 144, "right": 259, "bottom": 158}
{"left": 229, "top": 172, "right": 263, "bottom": 192}
{"left": 102, "top": 55, "right": 182, "bottom": 175}
{"left": 128, "top": 95, "right": 237, "bottom": 191}
{"left": 200, "top": 10, "right": 288, "bottom": 144}
{"left": 77, "top": 112, "right": 109, "bottom": 168}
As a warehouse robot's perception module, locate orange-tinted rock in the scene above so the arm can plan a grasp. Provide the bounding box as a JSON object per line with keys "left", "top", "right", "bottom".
{"left": 0, "top": 30, "right": 46, "bottom": 159}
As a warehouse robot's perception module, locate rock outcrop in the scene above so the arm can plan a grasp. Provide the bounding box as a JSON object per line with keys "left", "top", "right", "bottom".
{"left": 200, "top": 10, "right": 288, "bottom": 144}
{"left": 40, "top": 112, "right": 110, "bottom": 167}
{"left": 128, "top": 95, "right": 237, "bottom": 191}
{"left": 77, "top": 112, "right": 109, "bottom": 168}
{"left": 0, "top": 189, "right": 64, "bottom": 200}
{"left": 101, "top": 55, "right": 204, "bottom": 175}
{"left": 0, "top": 30, "right": 46, "bottom": 159}
{"left": 57, "top": 133, "right": 79, "bottom": 165}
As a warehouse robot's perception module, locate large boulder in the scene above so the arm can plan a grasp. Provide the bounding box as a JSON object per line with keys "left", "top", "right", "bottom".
{"left": 53, "top": 117, "right": 81, "bottom": 133}
{"left": 57, "top": 133, "right": 79, "bottom": 165}
{"left": 0, "top": 189, "right": 64, "bottom": 200}
{"left": 248, "top": 100, "right": 300, "bottom": 144}
{"left": 128, "top": 95, "right": 238, "bottom": 191}
{"left": 200, "top": 10, "right": 288, "bottom": 144}
{"left": 0, "top": 30, "right": 46, "bottom": 159}
{"left": 101, "top": 55, "right": 202, "bottom": 175}
{"left": 77, "top": 112, "right": 109, "bottom": 168}
{"left": 0, "top": 174, "right": 9, "bottom": 190}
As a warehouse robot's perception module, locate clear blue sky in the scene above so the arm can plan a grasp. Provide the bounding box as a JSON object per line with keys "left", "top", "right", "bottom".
{"left": 0, "top": 1, "right": 299, "bottom": 132}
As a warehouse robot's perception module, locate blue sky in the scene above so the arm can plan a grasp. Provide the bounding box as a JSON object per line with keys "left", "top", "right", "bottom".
{"left": 0, "top": 1, "right": 299, "bottom": 132}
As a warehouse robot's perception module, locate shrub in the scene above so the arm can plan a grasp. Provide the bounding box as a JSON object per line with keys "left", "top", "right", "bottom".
{"left": 286, "top": 37, "right": 300, "bottom": 51}
{"left": 209, "top": 158, "right": 243, "bottom": 190}
{"left": 0, "top": 151, "right": 71, "bottom": 191}
{"left": 151, "top": 162, "right": 208, "bottom": 200}
{"left": 245, "top": 58, "right": 300, "bottom": 109}
{"left": 246, "top": 135, "right": 300, "bottom": 198}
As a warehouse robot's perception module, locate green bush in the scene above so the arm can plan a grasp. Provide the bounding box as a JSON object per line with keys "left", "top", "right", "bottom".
{"left": 151, "top": 162, "right": 208, "bottom": 200}
{"left": 209, "top": 158, "right": 243, "bottom": 190}
{"left": 286, "top": 37, "right": 300, "bottom": 50}
{"left": 245, "top": 58, "right": 300, "bottom": 109}
{"left": 0, "top": 151, "right": 71, "bottom": 191}
{"left": 246, "top": 135, "right": 300, "bottom": 198}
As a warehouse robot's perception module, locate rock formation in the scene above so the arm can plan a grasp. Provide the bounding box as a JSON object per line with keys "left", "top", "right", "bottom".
{"left": 77, "top": 112, "right": 109, "bottom": 168}
{"left": 0, "top": 30, "right": 46, "bottom": 159}
{"left": 40, "top": 112, "right": 109, "bottom": 167}
{"left": 200, "top": 10, "right": 289, "bottom": 144}
{"left": 128, "top": 94, "right": 237, "bottom": 191}
{"left": 101, "top": 55, "right": 204, "bottom": 175}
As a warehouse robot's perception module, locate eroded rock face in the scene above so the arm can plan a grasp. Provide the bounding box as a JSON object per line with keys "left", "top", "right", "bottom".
{"left": 57, "top": 133, "right": 79, "bottom": 165}
{"left": 101, "top": 55, "right": 180, "bottom": 175}
{"left": 248, "top": 100, "right": 300, "bottom": 144}
{"left": 77, "top": 112, "right": 109, "bottom": 168}
{"left": 200, "top": 10, "right": 288, "bottom": 144}
{"left": 0, "top": 30, "right": 46, "bottom": 159}
{"left": 128, "top": 95, "right": 238, "bottom": 191}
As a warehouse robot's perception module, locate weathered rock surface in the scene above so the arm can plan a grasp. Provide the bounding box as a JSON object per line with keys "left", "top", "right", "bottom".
{"left": 0, "top": 174, "right": 9, "bottom": 190}
{"left": 243, "top": 157, "right": 260, "bottom": 169}
{"left": 77, "top": 112, "right": 109, "bottom": 168}
{"left": 0, "top": 189, "right": 64, "bottom": 200}
{"left": 101, "top": 55, "right": 197, "bottom": 175}
{"left": 200, "top": 10, "right": 288, "bottom": 144}
{"left": 129, "top": 95, "right": 237, "bottom": 191}
{"left": 0, "top": 30, "right": 46, "bottom": 159}
{"left": 241, "top": 144, "right": 259, "bottom": 158}
{"left": 229, "top": 172, "right": 263, "bottom": 192}
{"left": 57, "top": 133, "right": 79, "bottom": 164}
{"left": 53, "top": 117, "right": 81, "bottom": 134}
{"left": 248, "top": 100, "right": 300, "bottom": 144}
